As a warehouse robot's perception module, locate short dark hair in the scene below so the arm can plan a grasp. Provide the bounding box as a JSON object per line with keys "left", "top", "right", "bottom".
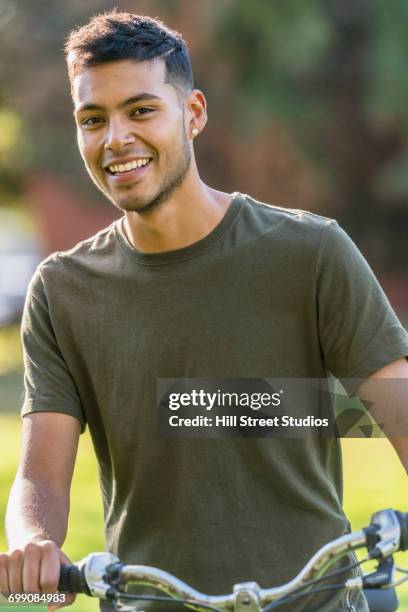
{"left": 65, "top": 10, "right": 194, "bottom": 96}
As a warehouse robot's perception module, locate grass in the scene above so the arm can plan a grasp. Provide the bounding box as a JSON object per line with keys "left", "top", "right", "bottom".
{"left": 0, "top": 415, "right": 103, "bottom": 612}
{"left": 342, "top": 438, "right": 408, "bottom": 609}
{"left": 0, "top": 327, "right": 22, "bottom": 377}
{"left": 0, "top": 390, "right": 407, "bottom": 610}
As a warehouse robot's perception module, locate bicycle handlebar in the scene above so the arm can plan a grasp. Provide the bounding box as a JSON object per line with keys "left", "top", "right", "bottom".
{"left": 395, "top": 511, "right": 408, "bottom": 551}
{"left": 58, "top": 563, "right": 90, "bottom": 595}
{"left": 57, "top": 509, "right": 408, "bottom": 611}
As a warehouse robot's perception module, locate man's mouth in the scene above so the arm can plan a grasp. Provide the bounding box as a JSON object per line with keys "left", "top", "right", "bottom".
{"left": 105, "top": 157, "right": 152, "bottom": 183}
{"left": 106, "top": 157, "right": 152, "bottom": 175}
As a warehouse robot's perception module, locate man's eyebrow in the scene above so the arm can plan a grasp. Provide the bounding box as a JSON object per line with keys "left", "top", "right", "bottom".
{"left": 75, "top": 93, "right": 163, "bottom": 113}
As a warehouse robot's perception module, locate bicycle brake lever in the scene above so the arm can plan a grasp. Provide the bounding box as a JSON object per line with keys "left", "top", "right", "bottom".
{"left": 366, "top": 510, "right": 401, "bottom": 558}
{"left": 363, "top": 557, "right": 395, "bottom": 589}
{"left": 83, "top": 552, "right": 121, "bottom": 599}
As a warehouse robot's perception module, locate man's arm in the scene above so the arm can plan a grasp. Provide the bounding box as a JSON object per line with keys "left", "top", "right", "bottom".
{"left": 1, "top": 412, "right": 80, "bottom": 600}
{"left": 356, "top": 357, "right": 408, "bottom": 472}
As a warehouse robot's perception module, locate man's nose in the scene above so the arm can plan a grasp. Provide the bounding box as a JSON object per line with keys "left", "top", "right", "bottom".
{"left": 104, "top": 119, "right": 135, "bottom": 151}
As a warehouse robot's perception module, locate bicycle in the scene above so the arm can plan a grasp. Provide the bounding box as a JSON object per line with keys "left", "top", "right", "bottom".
{"left": 58, "top": 508, "right": 408, "bottom": 611}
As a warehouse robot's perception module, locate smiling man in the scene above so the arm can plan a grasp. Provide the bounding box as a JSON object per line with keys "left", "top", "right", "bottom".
{"left": 2, "top": 10, "right": 408, "bottom": 612}
{"left": 74, "top": 61, "right": 195, "bottom": 216}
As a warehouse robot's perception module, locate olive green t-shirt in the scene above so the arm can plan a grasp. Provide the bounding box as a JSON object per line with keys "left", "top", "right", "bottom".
{"left": 21, "top": 193, "right": 408, "bottom": 611}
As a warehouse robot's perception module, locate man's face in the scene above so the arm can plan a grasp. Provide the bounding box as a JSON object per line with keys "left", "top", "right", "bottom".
{"left": 73, "top": 59, "right": 191, "bottom": 213}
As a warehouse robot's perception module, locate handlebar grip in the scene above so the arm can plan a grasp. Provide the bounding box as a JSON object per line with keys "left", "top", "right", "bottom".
{"left": 58, "top": 564, "right": 89, "bottom": 594}
{"left": 395, "top": 511, "right": 408, "bottom": 551}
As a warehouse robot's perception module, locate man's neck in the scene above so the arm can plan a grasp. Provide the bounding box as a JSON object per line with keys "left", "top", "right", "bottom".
{"left": 123, "top": 180, "right": 232, "bottom": 254}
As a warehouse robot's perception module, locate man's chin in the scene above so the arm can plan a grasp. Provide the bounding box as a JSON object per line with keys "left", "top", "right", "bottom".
{"left": 114, "top": 186, "right": 176, "bottom": 215}
{"left": 115, "top": 196, "right": 157, "bottom": 214}
{"left": 103, "top": 185, "right": 151, "bottom": 212}
{"left": 115, "top": 199, "right": 144, "bottom": 212}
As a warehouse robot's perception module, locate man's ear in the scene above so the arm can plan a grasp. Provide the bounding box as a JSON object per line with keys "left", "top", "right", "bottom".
{"left": 186, "top": 89, "right": 207, "bottom": 139}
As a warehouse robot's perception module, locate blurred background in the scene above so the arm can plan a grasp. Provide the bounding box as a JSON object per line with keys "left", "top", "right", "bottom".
{"left": 0, "top": 0, "right": 407, "bottom": 610}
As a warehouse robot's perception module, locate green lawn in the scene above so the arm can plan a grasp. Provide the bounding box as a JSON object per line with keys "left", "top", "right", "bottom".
{"left": 0, "top": 415, "right": 102, "bottom": 612}
{"left": 0, "top": 415, "right": 407, "bottom": 610}
{"left": 342, "top": 438, "right": 408, "bottom": 609}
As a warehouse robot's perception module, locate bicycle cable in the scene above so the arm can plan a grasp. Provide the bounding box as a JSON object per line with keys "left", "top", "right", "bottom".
{"left": 263, "top": 555, "right": 368, "bottom": 611}
{"left": 111, "top": 591, "right": 222, "bottom": 612}
{"left": 388, "top": 575, "right": 408, "bottom": 588}
{"left": 263, "top": 582, "right": 353, "bottom": 611}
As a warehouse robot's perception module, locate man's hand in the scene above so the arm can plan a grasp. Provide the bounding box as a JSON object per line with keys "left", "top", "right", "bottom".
{"left": 0, "top": 539, "right": 75, "bottom": 610}
{"left": 3, "top": 413, "right": 81, "bottom": 610}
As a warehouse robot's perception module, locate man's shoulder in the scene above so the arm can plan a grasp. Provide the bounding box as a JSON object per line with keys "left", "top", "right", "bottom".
{"left": 38, "top": 220, "right": 120, "bottom": 277}
{"left": 239, "top": 192, "right": 337, "bottom": 244}
{"left": 242, "top": 192, "right": 334, "bottom": 225}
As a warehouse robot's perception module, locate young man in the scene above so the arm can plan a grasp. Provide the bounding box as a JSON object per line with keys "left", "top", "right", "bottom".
{"left": 2, "top": 11, "right": 408, "bottom": 612}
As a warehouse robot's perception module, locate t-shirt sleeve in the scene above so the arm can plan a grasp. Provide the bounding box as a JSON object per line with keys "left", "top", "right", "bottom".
{"left": 315, "top": 220, "right": 408, "bottom": 396}
{"left": 21, "top": 265, "right": 86, "bottom": 430}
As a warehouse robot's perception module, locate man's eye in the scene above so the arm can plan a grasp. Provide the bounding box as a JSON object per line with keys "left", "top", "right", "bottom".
{"left": 81, "top": 116, "right": 103, "bottom": 127}
{"left": 132, "top": 107, "right": 154, "bottom": 116}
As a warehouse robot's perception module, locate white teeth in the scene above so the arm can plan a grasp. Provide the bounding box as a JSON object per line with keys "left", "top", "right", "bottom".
{"left": 108, "top": 158, "right": 150, "bottom": 174}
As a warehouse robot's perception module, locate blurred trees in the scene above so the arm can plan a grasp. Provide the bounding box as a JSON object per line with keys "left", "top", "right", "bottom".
{"left": 0, "top": 0, "right": 407, "bottom": 272}
{"left": 0, "top": 0, "right": 114, "bottom": 197}
{"left": 211, "top": 0, "right": 408, "bottom": 271}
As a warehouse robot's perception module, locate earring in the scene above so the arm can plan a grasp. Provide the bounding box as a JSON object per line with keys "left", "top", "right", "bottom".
{"left": 192, "top": 128, "right": 199, "bottom": 137}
